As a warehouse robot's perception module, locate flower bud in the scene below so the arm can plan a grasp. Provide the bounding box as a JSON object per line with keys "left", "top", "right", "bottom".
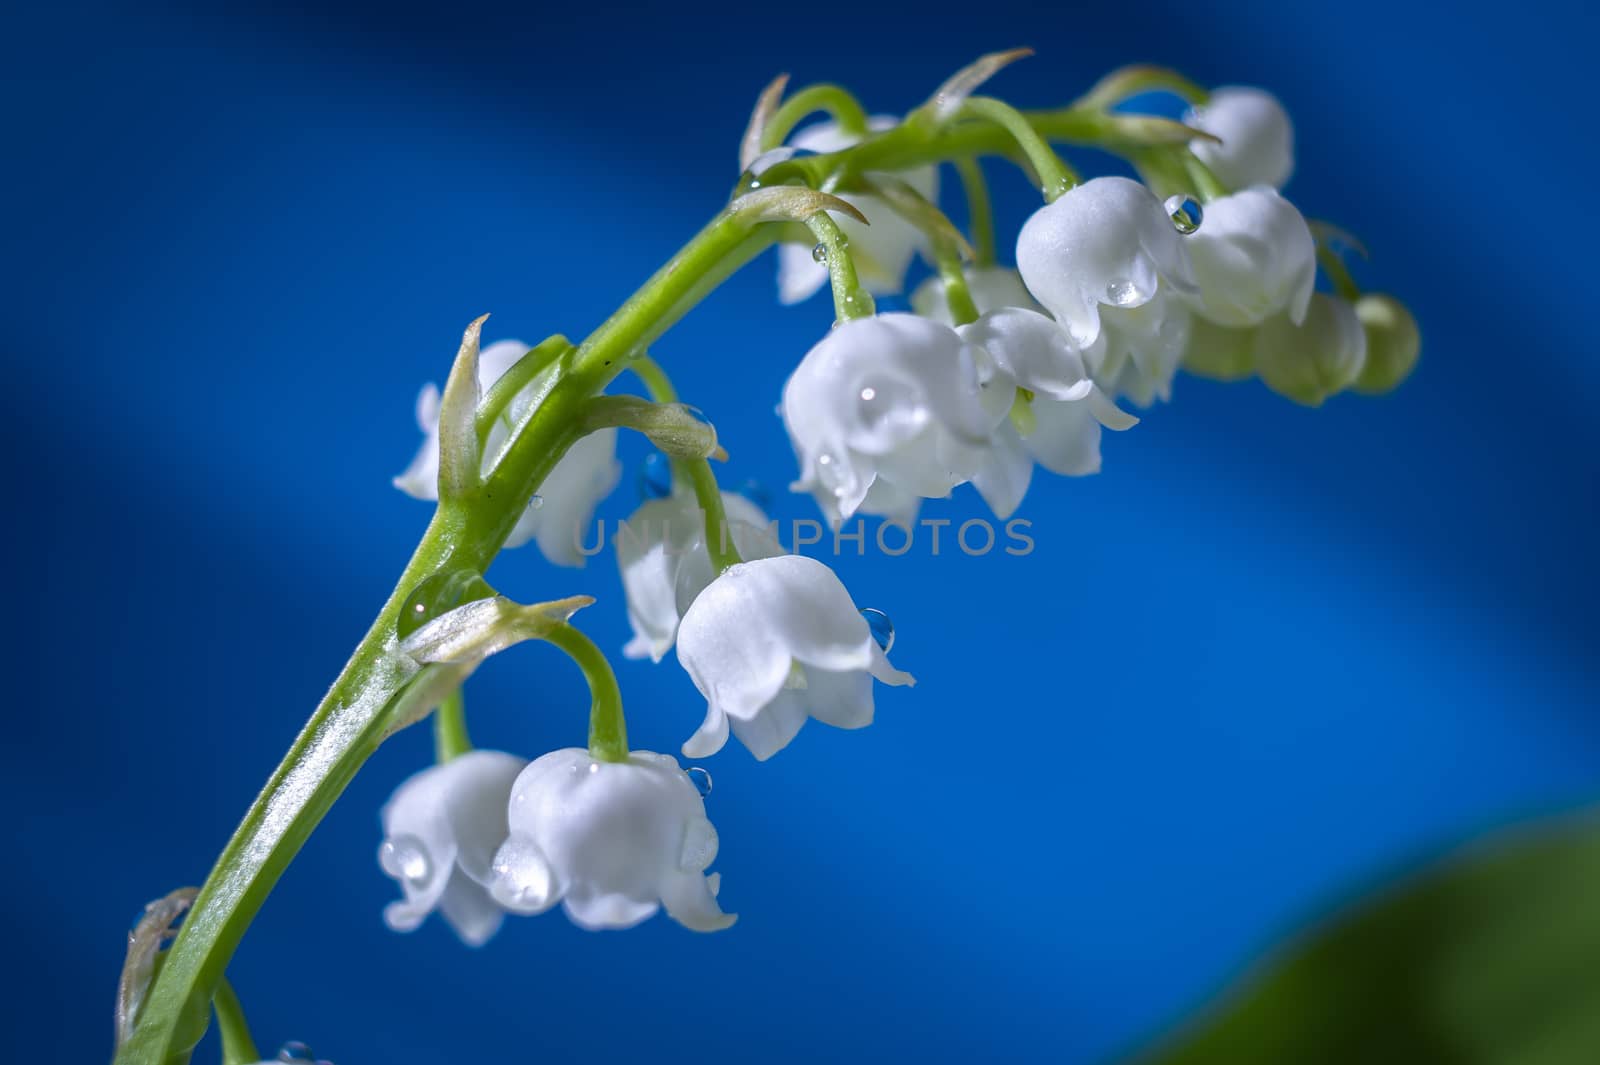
{"left": 1350, "top": 294, "right": 1421, "bottom": 395}
{"left": 1184, "top": 87, "right": 1294, "bottom": 191}
{"left": 1254, "top": 294, "right": 1367, "bottom": 406}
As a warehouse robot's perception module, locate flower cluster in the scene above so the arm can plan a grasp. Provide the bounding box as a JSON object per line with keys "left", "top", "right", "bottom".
{"left": 374, "top": 69, "right": 1416, "bottom": 948}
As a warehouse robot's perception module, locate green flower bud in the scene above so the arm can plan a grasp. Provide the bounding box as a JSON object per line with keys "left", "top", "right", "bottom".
{"left": 1182, "top": 315, "right": 1257, "bottom": 382}
{"left": 1351, "top": 293, "right": 1421, "bottom": 394}
{"left": 1254, "top": 294, "right": 1367, "bottom": 406}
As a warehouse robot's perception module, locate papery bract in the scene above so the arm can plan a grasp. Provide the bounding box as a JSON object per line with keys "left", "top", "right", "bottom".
{"left": 394, "top": 338, "right": 620, "bottom": 567}
{"left": 676, "top": 554, "right": 913, "bottom": 761}
{"left": 379, "top": 750, "right": 526, "bottom": 947}
{"left": 1255, "top": 293, "right": 1368, "bottom": 406}
{"left": 488, "top": 748, "right": 734, "bottom": 932}
{"left": 782, "top": 313, "right": 995, "bottom": 523}
{"left": 1016, "top": 176, "right": 1197, "bottom": 348}
{"left": 1185, "top": 86, "right": 1295, "bottom": 191}
{"left": 775, "top": 117, "right": 938, "bottom": 303}
{"left": 1182, "top": 186, "right": 1315, "bottom": 327}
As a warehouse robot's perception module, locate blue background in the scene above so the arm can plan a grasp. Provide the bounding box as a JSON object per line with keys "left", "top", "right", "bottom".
{"left": 7, "top": 2, "right": 1597, "bottom": 1063}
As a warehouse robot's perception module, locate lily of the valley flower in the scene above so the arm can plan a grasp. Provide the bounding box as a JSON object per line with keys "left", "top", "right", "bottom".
{"left": 1184, "top": 86, "right": 1295, "bottom": 191}
{"left": 1093, "top": 289, "right": 1195, "bottom": 407}
{"left": 1181, "top": 186, "right": 1315, "bottom": 327}
{"left": 1015, "top": 176, "right": 1198, "bottom": 348}
{"left": 676, "top": 554, "right": 914, "bottom": 761}
{"left": 378, "top": 750, "right": 527, "bottom": 947}
{"left": 394, "top": 338, "right": 620, "bottom": 567}
{"left": 782, "top": 313, "right": 996, "bottom": 524}
{"left": 775, "top": 117, "right": 939, "bottom": 304}
{"left": 1254, "top": 293, "right": 1368, "bottom": 406}
{"left": 488, "top": 748, "right": 734, "bottom": 932}
{"left": 910, "top": 265, "right": 1041, "bottom": 325}
{"left": 617, "top": 490, "right": 773, "bottom": 662}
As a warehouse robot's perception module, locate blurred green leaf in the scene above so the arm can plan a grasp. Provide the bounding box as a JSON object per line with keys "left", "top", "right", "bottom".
{"left": 1133, "top": 814, "right": 1600, "bottom": 1065}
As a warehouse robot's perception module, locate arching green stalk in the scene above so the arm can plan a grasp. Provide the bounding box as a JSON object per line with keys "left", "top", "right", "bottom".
{"left": 543, "top": 624, "right": 628, "bottom": 763}
{"left": 212, "top": 977, "right": 257, "bottom": 1065}
{"left": 432, "top": 688, "right": 471, "bottom": 763}
{"left": 760, "top": 83, "right": 870, "bottom": 150}
{"left": 684, "top": 457, "right": 742, "bottom": 573}
{"left": 954, "top": 157, "right": 995, "bottom": 266}
{"left": 957, "top": 96, "right": 1078, "bottom": 200}
{"left": 804, "top": 210, "right": 874, "bottom": 322}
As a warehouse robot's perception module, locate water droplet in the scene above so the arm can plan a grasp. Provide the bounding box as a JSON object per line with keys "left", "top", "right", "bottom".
{"left": 815, "top": 452, "right": 849, "bottom": 498}
{"left": 1164, "top": 194, "right": 1203, "bottom": 234}
{"left": 397, "top": 570, "right": 496, "bottom": 639}
{"left": 686, "top": 766, "right": 713, "bottom": 797}
{"left": 527, "top": 493, "right": 544, "bottom": 510}
{"left": 812, "top": 243, "right": 828, "bottom": 264}
{"left": 638, "top": 452, "right": 673, "bottom": 500}
{"left": 680, "top": 815, "right": 718, "bottom": 870}
{"left": 379, "top": 835, "right": 432, "bottom": 886}
{"left": 1105, "top": 278, "right": 1143, "bottom": 306}
{"left": 278, "top": 1042, "right": 316, "bottom": 1064}
{"left": 738, "top": 478, "right": 771, "bottom": 511}
{"left": 859, "top": 607, "right": 895, "bottom": 653}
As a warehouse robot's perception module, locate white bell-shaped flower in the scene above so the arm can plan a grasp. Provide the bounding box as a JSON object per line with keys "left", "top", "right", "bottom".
{"left": 503, "top": 427, "right": 621, "bottom": 566}
{"left": 617, "top": 490, "right": 772, "bottom": 662}
{"left": 1185, "top": 87, "right": 1295, "bottom": 191}
{"left": 910, "top": 265, "right": 1041, "bottom": 325}
{"left": 1254, "top": 294, "right": 1369, "bottom": 406}
{"left": 775, "top": 117, "right": 939, "bottom": 303}
{"left": 394, "top": 339, "right": 620, "bottom": 567}
{"left": 488, "top": 748, "right": 734, "bottom": 932}
{"left": 675, "top": 554, "right": 914, "bottom": 761}
{"left": 1092, "top": 290, "right": 1195, "bottom": 407}
{"left": 378, "top": 750, "right": 526, "bottom": 947}
{"left": 1016, "top": 177, "right": 1198, "bottom": 349}
{"left": 782, "top": 313, "right": 996, "bottom": 524}
{"left": 1183, "top": 187, "right": 1315, "bottom": 327}
{"left": 1024, "top": 388, "right": 1140, "bottom": 477}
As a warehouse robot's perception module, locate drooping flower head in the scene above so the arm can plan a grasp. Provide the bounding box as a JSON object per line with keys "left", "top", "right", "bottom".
{"left": 775, "top": 116, "right": 939, "bottom": 303}
{"left": 616, "top": 490, "right": 773, "bottom": 662}
{"left": 1093, "top": 290, "right": 1195, "bottom": 407}
{"left": 1016, "top": 176, "right": 1198, "bottom": 348}
{"left": 489, "top": 749, "right": 734, "bottom": 932}
{"left": 675, "top": 554, "right": 913, "bottom": 761}
{"left": 1182, "top": 186, "right": 1315, "bottom": 327}
{"left": 378, "top": 750, "right": 526, "bottom": 947}
{"left": 782, "top": 313, "right": 996, "bottom": 524}
{"left": 1185, "top": 87, "right": 1295, "bottom": 191}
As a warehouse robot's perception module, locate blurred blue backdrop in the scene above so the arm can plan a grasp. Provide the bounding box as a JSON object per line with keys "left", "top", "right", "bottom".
{"left": 6, "top": 2, "right": 1597, "bottom": 1063}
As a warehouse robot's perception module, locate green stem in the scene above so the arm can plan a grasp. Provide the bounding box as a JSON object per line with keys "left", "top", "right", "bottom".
{"left": 212, "top": 978, "right": 258, "bottom": 1065}
{"left": 1317, "top": 246, "right": 1363, "bottom": 302}
{"left": 544, "top": 624, "right": 628, "bottom": 763}
{"left": 956, "top": 97, "right": 1078, "bottom": 200}
{"left": 432, "top": 688, "right": 472, "bottom": 762}
{"left": 1182, "top": 150, "right": 1228, "bottom": 201}
{"left": 760, "top": 83, "right": 870, "bottom": 150}
{"left": 626, "top": 353, "right": 679, "bottom": 404}
{"left": 803, "top": 211, "right": 873, "bottom": 322}
{"left": 116, "top": 197, "right": 775, "bottom": 1065}
{"left": 954, "top": 157, "right": 995, "bottom": 266}
{"left": 934, "top": 242, "right": 979, "bottom": 326}
{"left": 684, "top": 457, "right": 742, "bottom": 573}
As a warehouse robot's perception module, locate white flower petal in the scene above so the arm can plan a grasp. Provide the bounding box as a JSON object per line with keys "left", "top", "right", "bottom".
{"left": 970, "top": 422, "right": 1034, "bottom": 519}
{"left": 1183, "top": 187, "right": 1316, "bottom": 327}
{"left": 661, "top": 872, "right": 737, "bottom": 932}
{"left": 1186, "top": 87, "right": 1295, "bottom": 191}
{"left": 509, "top": 427, "right": 621, "bottom": 565}
{"left": 436, "top": 869, "right": 504, "bottom": 948}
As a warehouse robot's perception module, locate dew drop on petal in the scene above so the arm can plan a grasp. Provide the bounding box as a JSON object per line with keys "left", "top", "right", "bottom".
{"left": 859, "top": 607, "right": 895, "bottom": 653}
{"left": 379, "top": 835, "right": 432, "bottom": 886}
{"left": 812, "top": 243, "right": 828, "bottom": 264}
{"left": 638, "top": 452, "right": 673, "bottom": 501}
{"left": 1164, "top": 194, "right": 1203, "bottom": 234}
{"left": 680, "top": 816, "right": 718, "bottom": 871}
{"left": 1105, "top": 278, "right": 1143, "bottom": 306}
{"left": 815, "top": 453, "right": 848, "bottom": 498}
{"left": 278, "top": 1042, "right": 316, "bottom": 1064}
{"left": 686, "top": 766, "right": 713, "bottom": 797}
